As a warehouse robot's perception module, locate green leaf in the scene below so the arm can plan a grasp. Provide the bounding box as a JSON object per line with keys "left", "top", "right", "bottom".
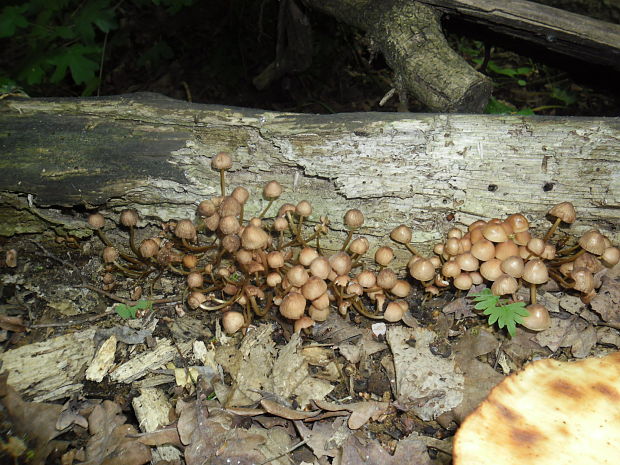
{"left": 469, "top": 288, "right": 529, "bottom": 338}
{"left": 48, "top": 44, "right": 100, "bottom": 85}
{"left": 114, "top": 299, "right": 153, "bottom": 319}
{"left": 0, "top": 5, "right": 29, "bottom": 38}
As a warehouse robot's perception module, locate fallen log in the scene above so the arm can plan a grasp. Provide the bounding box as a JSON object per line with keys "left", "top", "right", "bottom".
{"left": 1, "top": 93, "right": 618, "bottom": 258}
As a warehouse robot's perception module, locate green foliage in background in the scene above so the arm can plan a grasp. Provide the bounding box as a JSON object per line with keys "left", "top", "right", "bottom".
{"left": 0, "top": 0, "right": 193, "bottom": 95}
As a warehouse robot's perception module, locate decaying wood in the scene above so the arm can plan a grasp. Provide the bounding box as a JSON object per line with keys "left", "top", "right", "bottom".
{"left": 1, "top": 93, "right": 619, "bottom": 257}
{"left": 416, "top": 0, "right": 620, "bottom": 69}
{"left": 0, "top": 328, "right": 96, "bottom": 402}
{"left": 303, "top": 0, "right": 492, "bottom": 112}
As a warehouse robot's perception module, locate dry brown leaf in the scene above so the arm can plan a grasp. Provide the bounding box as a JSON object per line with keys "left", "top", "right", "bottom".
{"left": 82, "top": 400, "right": 151, "bottom": 465}
{"left": 313, "top": 399, "right": 389, "bottom": 429}
{"left": 590, "top": 273, "right": 620, "bottom": 323}
{"left": 260, "top": 398, "right": 319, "bottom": 420}
{"left": 341, "top": 432, "right": 431, "bottom": 465}
{"left": 0, "top": 315, "right": 26, "bottom": 332}
{"left": 0, "top": 372, "right": 68, "bottom": 464}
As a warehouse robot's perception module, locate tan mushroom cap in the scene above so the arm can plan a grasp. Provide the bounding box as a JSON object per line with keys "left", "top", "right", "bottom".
{"left": 453, "top": 352, "right": 620, "bottom": 465}
{"left": 521, "top": 304, "right": 551, "bottom": 331}
{"left": 390, "top": 225, "right": 412, "bottom": 244}
{"left": 578, "top": 229, "right": 607, "bottom": 255}
{"left": 548, "top": 201, "right": 576, "bottom": 223}
{"left": 522, "top": 258, "right": 549, "bottom": 284}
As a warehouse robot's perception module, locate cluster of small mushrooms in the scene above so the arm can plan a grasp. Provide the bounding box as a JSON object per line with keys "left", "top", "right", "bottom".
{"left": 86, "top": 152, "right": 619, "bottom": 335}
{"left": 398, "top": 202, "right": 619, "bottom": 331}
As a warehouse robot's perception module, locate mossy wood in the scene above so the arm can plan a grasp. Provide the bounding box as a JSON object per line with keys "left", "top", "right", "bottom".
{"left": 1, "top": 93, "right": 618, "bottom": 255}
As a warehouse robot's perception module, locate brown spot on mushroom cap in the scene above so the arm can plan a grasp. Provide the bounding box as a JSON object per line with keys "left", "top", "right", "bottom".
{"left": 454, "top": 352, "right": 620, "bottom": 465}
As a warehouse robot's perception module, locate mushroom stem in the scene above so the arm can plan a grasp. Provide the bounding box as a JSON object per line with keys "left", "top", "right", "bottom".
{"left": 199, "top": 294, "right": 241, "bottom": 311}
{"left": 219, "top": 169, "right": 226, "bottom": 196}
{"left": 352, "top": 298, "right": 384, "bottom": 320}
{"left": 404, "top": 243, "right": 420, "bottom": 256}
{"left": 341, "top": 230, "right": 354, "bottom": 251}
{"left": 259, "top": 200, "right": 275, "bottom": 219}
{"left": 530, "top": 283, "right": 537, "bottom": 305}
{"left": 548, "top": 269, "right": 574, "bottom": 288}
{"left": 556, "top": 243, "right": 581, "bottom": 256}
{"left": 542, "top": 217, "right": 561, "bottom": 242}
{"left": 128, "top": 226, "right": 141, "bottom": 258}
{"left": 112, "top": 260, "right": 143, "bottom": 277}
{"left": 181, "top": 238, "right": 217, "bottom": 252}
{"left": 549, "top": 248, "right": 586, "bottom": 265}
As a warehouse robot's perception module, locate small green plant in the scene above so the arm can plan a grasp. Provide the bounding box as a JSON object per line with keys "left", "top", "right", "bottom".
{"left": 470, "top": 288, "right": 529, "bottom": 337}
{"left": 114, "top": 299, "right": 152, "bottom": 319}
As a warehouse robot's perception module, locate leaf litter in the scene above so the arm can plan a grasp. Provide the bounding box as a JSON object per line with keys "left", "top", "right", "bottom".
{"left": 1, "top": 237, "right": 620, "bottom": 464}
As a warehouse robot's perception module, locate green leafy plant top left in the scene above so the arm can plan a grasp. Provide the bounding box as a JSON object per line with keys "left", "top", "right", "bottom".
{"left": 0, "top": 0, "right": 117, "bottom": 95}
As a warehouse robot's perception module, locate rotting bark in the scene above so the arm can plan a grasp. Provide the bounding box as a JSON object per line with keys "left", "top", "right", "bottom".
{"left": 1, "top": 93, "right": 619, "bottom": 261}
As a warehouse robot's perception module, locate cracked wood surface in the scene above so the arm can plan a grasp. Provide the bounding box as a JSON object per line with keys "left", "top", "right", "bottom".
{"left": 1, "top": 93, "right": 618, "bottom": 253}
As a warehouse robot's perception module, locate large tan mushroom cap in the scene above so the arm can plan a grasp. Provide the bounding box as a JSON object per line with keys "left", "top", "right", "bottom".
{"left": 453, "top": 352, "right": 620, "bottom": 465}
{"left": 548, "top": 201, "right": 576, "bottom": 224}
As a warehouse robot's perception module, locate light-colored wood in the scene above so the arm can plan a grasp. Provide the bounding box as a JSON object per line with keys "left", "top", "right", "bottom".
{"left": 1, "top": 94, "right": 618, "bottom": 260}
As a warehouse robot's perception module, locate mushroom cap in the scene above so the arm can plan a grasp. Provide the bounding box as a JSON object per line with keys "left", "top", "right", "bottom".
{"left": 482, "top": 223, "right": 508, "bottom": 243}
{"left": 218, "top": 215, "right": 241, "bottom": 235}
{"left": 88, "top": 213, "right": 105, "bottom": 229}
{"left": 241, "top": 225, "right": 269, "bottom": 250}
{"left": 522, "top": 258, "right": 549, "bottom": 284}
{"left": 287, "top": 265, "right": 310, "bottom": 287}
{"left": 578, "top": 229, "right": 607, "bottom": 255}
{"left": 302, "top": 276, "right": 327, "bottom": 301}
{"left": 119, "top": 209, "right": 139, "bottom": 227}
{"left": 299, "top": 247, "right": 319, "bottom": 266}
{"left": 309, "top": 256, "right": 331, "bottom": 279}
{"left": 344, "top": 209, "right": 364, "bottom": 228}
{"left": 263, "top": 180, "right": 283, "bottom": 199}
{"left": 329, "top": 252, "right": 352, "bottom": 276}
{"left": 456, "top": 252, "right": 479, "bottom": 272}
{"left": 266, "top": 251, "right": 285, "bottom": 269}
{"left": 471, "top": 239, "right": 496, "bottom": 262}
{"left": 279, "top": 292, "right": 306, "bottom": 320}
{"left": 521, "top": 304, "right": 551, "bottom": 331}
{"left": 295, "top": 200, "right": 313, "bottom": 217}
{"left": 356, "top": 270, "right": 377, "bottom": 288}
{"left": 376, "top": 268, "right": 397, "bottom": 289}
{"left": 491, "top": 274, "right": 519, "bottom": 296}
{"left": 505, "top": 213, "right": 529, "bottom": 233}
{"left": 548, "top": 201, "right": 576, "bottom": 224}
{"left": 453, "top": 272, "right": 473, "bottom": 290}
{"left": 197, "top": 199, "right": 216, "bottom": 217}
{"left": 187, "top": 271, "right": 204, "bottom": 288}
{"left": 602, "top": 246, "right": 620, "bottom": 266}
{"left": 390, "top": 225, "right": 412, "bottom": 244}
{"left": 231, "top": 186, "right": 249, "bottom": 205}
{"left": 294, "top": 316, "right": 315, "bottom": 333}
{"left": 375, "top": 246, "right": 394, "bottom": 266}
{"left": 102, "top": 246, "right": 119, "bottom": 263}
{"left": 500, "top": 256, "right": 525, "bottom": 278}
{"left": 175, "top": 219, "right": 197, "bottom": 240}
{"left": 409, "top": 258, "right": 435, "bottom": 282}
{"left": 219, "top": 196, "right": 242, "bottom": 217}
{"left": 349, "top": 237, "right": 369, "bottom": 255}
{"left": 391, "top": 280, "right": 412, "bottom": 298}
{"left": 383, "top": 301, "right": 406, "bottom": 322}
{"left": 211, "top": 151, "right": 232, "bottom": 170}
{"left": 222, "top": 311, "right": 245, "bottom": 334}
{"left": 571, "top": 267, "right": 595, "bottom": 294}
{"left": 453, "top": 352, "right": 620, "bottom": 465}
{"left": 139, "top": 238, "right": 160, "bottom": 258}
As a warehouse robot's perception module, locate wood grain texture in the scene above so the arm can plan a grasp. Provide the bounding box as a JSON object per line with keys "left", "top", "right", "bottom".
{"left": 1, "top": 93, "right": 618, "bottom": 252}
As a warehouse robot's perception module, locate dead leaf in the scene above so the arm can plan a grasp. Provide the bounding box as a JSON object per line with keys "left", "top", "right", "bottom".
{"left": 341, "top": 432, "right": 431, "bottom": 465}
{"left": 260, "top": 399, "right": 319, "bottom": 420}
{"left": 387, "top": 326, "right": 463, "bottom": 421}
{"left": 313, "top": 399, "right": 389, "bottom": 429}
{"left": 442, "top": 297, "right": 475, "bottom": 319}
{"left": 535, "top": 315, "right": 596, "bottom": 356}
{"left": 0, "top": 315, "right": 26, "bottom": 332}
{"left": 295, "top": 417, "right": 352, "bottom": 458}
{"left": 0, "top": 372, "right": 68, "bottom": 464}
{"left": 82, "top": 400, "right": 151, "bottom": 465}
{"left": 590, "top": 274, "right": 620, "bottom": 323}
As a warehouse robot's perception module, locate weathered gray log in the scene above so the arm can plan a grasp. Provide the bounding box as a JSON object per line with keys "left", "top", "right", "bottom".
{"left": 1, "top": 93, "right": 619, "bottom": 257}
{"left": 416, "top": 0, "right": 620, "bottom": 69}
